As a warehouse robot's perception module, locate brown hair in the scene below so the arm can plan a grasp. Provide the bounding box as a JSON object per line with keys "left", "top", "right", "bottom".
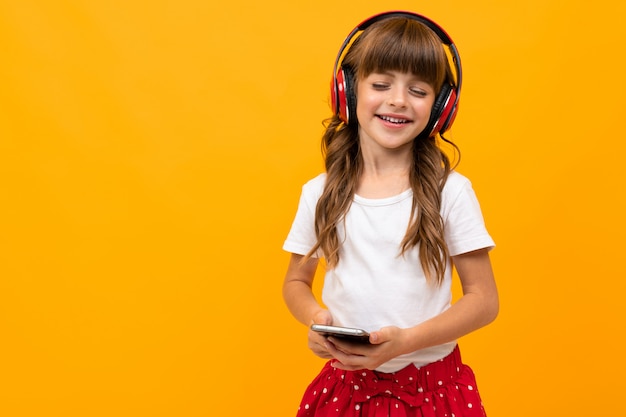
{"left": 307, "top": 17, "right": 459, "bottom": 285}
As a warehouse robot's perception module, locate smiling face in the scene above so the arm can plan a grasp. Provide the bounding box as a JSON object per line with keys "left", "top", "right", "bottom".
{"left": 340, "top": 16, "right": 451, "bottom": 148}
{"left": 356, "top": 70, "right": 436, "bottom": 153}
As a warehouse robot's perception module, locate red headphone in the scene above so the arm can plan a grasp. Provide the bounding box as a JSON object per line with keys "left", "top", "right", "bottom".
{"left": 330, "top": 11, "right": 462, "bottom": 138}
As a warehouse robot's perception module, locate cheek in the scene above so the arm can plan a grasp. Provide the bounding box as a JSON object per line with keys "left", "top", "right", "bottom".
{"left": 413, "top": 98, "right": 436, "bottom": 123}
{"left": 355, "top": 91, "right": 379, "bottom": 115}
{"left": 417, "top": 96, "right": 435, "bottom": 111}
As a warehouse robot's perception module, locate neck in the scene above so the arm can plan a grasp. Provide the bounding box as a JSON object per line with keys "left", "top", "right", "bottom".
{"left": 357, "top": 156, "right": 411, "bottom": 199}
{"left": 359, "top": 145, "right": 412, "bottom": 176}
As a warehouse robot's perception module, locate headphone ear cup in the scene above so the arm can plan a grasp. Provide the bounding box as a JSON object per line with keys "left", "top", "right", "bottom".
{"left": 332, "top": 66, "right": 357, "bottom": 124}
{"left": 425, "top": 83, "right": 457, "bottom": 137}
{"left": 342, "top": 66, "right": 357, "bottom": 124}
{"left": 331, "top": 70, "right": 342, "bottom": 120}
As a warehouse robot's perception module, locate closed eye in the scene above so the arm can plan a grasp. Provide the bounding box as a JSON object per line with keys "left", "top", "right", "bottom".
{"left": 372, "top": 83, "right": 390, "bottom": 90}
{"left": 409, "top": 88, "right": 428, "bottom": 97}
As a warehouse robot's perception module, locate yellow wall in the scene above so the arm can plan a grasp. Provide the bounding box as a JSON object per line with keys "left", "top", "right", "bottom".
{"left": 1, "top": 1, "right": 624, "bottom": 416}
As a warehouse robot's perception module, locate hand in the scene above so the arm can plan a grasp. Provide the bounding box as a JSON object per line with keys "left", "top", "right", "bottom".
{"left": 325, "top": 326, "right": 407, "bottom": 371}
{"left": 308, "top": 310, "right": 334, "bottom": 359}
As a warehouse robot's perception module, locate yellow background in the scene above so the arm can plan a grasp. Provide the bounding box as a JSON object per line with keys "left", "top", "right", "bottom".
{"left": 1, "top": 1, "right": 624, "bottom": 416}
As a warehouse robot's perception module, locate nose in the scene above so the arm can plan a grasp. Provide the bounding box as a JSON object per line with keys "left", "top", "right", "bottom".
{"left": 387, "top": 87, "right": 408, "bottom": 107}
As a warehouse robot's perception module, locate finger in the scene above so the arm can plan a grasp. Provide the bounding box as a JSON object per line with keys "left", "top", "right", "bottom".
{"left": 329, "top": 354, "right": 368, "bottom": 371}
{"left": 308, "top": 339, "right": 333, "bottom": 358}
{"left": 370, "top": 326, "right": 391, "bottom": 343}
{"left": 326, "top": 340, "right": 365, "bottom": 365}
{"left": 312, "top": 349, "right": 333, "bottom": 359}
{"left": 327, "top": 337, "right": 368, "bottom": 355}
{"left": 310, "top": 310, "right": 333, "bottom": 326}
{"left": 309, "top": 332, "right": 329, "bottom": 347}
{"left": 331, "top": 361, "right": 362, "bottom": 371}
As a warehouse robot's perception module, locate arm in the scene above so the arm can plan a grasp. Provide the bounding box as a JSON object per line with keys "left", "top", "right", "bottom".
{"left": 282, "top": 253, "right": 323, "bottom": 325}
{"left": 399, "top": 248, "right": 499, "bottom": 349}
{"left": 282, "top": 253, "right": 334, "bottom": 358}
{"left": 327, "top": 248, "right": 499, "bottom": 370}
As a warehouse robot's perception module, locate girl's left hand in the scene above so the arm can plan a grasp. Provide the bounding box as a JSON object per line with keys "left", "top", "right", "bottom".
{"left": 325, "top": 326, "right": 406, "bottom": 371}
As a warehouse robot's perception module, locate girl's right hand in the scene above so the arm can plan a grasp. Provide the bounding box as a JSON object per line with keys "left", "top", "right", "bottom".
{"left": 308, "top": 310, "right": 334, "bottom": 359}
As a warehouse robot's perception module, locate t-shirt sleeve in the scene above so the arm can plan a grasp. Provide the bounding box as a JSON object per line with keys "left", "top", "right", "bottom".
{"left": 442, "top": 174, "right": 495, "bottom": 256}
{"left": 282, "top": 175, "right": 325, "bottom": 257}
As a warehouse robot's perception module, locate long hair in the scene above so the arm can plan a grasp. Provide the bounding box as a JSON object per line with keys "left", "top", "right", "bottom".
{"left": 306, "top": 17, "right": 460, "bottom": 285}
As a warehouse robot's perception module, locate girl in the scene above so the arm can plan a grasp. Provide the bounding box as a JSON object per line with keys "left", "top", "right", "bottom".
{"left": 282, "top": 11, "right": 498, "bottom": 417}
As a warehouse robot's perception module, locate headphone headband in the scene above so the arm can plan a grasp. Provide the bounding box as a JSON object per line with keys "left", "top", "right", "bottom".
{"left": 330, "top": 11, "right": 462, "bottom": 136}
{"left": 353, "top": 11, "right": 454, "bottom": 44}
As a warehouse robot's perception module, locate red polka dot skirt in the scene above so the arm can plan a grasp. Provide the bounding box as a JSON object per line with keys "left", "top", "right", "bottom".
{"left": 296, "top": 345, "right": 487, "bottom": 417}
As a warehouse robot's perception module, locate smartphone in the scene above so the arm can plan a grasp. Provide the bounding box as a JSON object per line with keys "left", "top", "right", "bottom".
{"left": 310, "top": 324, "right": 371, "bottom": 344}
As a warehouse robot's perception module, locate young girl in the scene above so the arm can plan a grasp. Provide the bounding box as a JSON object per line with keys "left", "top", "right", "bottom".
{"left": 282, "top": 11, "right": 498, "bottom": 417}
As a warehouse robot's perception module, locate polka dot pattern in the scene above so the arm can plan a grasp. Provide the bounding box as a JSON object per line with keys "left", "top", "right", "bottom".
{"left": 295, "top": 345, "right": 487, "bottom": 417}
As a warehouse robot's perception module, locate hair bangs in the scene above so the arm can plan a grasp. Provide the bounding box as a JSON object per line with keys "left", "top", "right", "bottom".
{"left": 350, "top": 18, "right": 448, "bottom": 91}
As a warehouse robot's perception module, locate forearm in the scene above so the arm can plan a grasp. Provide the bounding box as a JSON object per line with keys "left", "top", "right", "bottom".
{"left": 282, "top": 253, "right": 324, "bottom": 326}
{"left": 399, "top": 248, "right": 499, "bottom": 353}
{"left": 282, "top": 280, "right": 326, "bottom": 326}
{"left": 401, "top": 291, "right": 499, "bottom": 354}
{"left": 329, "top": 292, "right": 498, "bottom": 372}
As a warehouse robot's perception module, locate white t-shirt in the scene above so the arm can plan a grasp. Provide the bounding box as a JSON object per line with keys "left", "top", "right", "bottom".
{"left": 283, "top": 171, "right": 494, "bottom": 372}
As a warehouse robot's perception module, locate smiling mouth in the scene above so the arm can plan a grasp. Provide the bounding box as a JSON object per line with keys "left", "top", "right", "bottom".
{"left": 377, "top": 115, "right": 411, "bottom": 124}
